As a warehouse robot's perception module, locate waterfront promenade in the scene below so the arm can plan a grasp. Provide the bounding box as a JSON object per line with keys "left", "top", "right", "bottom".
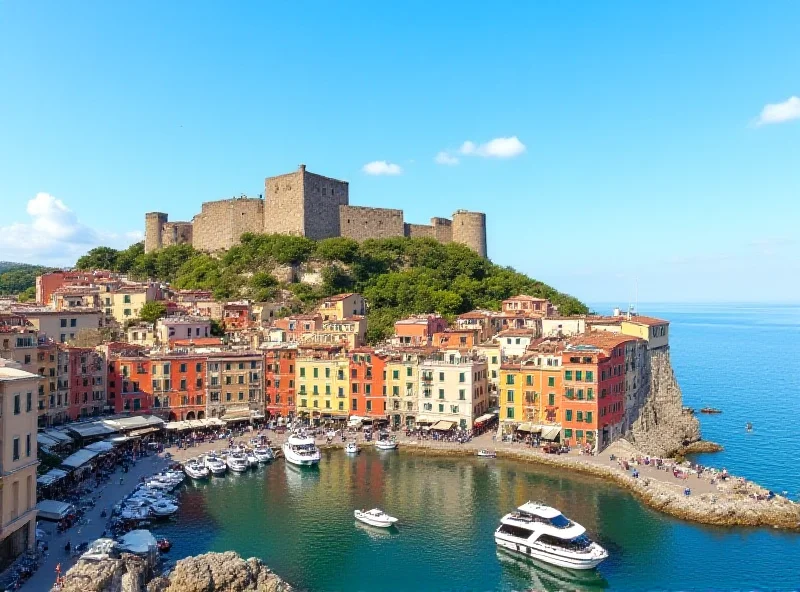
{"left": 23, "top": 453, "right": 168, "bottom": 592}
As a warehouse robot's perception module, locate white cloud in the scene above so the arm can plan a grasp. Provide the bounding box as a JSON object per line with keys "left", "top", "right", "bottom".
{"left": 0, "top": 192, "right": 141, "bottom": 266}
{"left": 458, "top": 136, "right": 526, "bottom": 158}
{"left": 434, "top": 151, "right": 459, "bottom": 166}
{"left": 755, "top": 96, "right": 800, "bottom": 126}
{"left": 362, "top": 161, "right": 403, "bottom": 176}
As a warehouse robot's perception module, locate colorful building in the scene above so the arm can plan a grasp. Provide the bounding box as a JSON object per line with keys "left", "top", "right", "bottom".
{"left": 418, "top": 350, "right": 489, "bottom": 430}
{"left": 317, "top": 293, "right": 366, "bottom": 321}
{"left": 66, "top": 347, "right": 106, "bottom": 420}
{"left": 393, "top": 314, "right": 448, "bottom": 347}
{"left": 348, "top": 349, "right": 386, "bottom": 419}
{"left": 296, "top": 350, "right": 350, "bottom": 425}
{"left": 264, "top": 344, "right": 297, "bottom": 421}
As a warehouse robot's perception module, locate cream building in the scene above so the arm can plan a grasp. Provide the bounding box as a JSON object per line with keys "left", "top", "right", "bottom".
{"left": 126, "top": 323, "right": 157, "bottom": 348}
{"left": 418, "top": 350, "right": 489, "bottom": 430}
{"left": 316, "top": 293, "right": 366, "bottom": 321}
{"left": 385, "top": 351, "right": 424, "bottom": 429}
{"left": 620, "top": 316, "right": 669, "bottom": 350}
{"left": 0, "top": 360, "right": 39, "bottom": 569}
{"left": 101, "top": 285, "right": 159, "bottom": 324}
{"left": 15, "top": 308, "right": 102, "bottom": 344}
{"left": 156, "top": 317, "right": 211, "bottom": 344}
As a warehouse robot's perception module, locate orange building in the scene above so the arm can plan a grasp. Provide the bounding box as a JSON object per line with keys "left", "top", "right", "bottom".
{"left": 393, "top": 314, "right": 448, "bottom": 346}
{"left": 163, "top": 354, "right": 206, "bottom": 421}
{"left": 432, "top": 329, "right": 480, "bottom": 349}
{"left": 264, "top": 344, "right": 297, "bottom": 421}
{"left": 348, "top": 349, "right": 387, "bottom": 419}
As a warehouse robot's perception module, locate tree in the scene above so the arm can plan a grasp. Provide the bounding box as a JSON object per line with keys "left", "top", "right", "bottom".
{"left": 210, "top": 319, "right": 225, "bottom": 337}
{"left": 315, "top": 237, "right": 360, "bottom": 263}
{"left": 139, "top": 301, "right": 167, "bottom": 324}
{"left": 17, "top": 286, "right": 36, "bottom": 302}
{"left": 76, "top": 246, "right": 119, "bottom": 270}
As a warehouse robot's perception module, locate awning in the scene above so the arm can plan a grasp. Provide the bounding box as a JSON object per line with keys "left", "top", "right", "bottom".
{"left": 61, "top": 447, "right": 101, "bottom": 469}
{"left": 101, "top": 415, "right": 165, "bottom": 432}
{"left": 119, "top": 530, "right": 157, "bottom": 555}
{"left": 107, "top": 435, "right": 134, "bottom": 445}
{"left": 541, "top": 426, "right": 562, "bottom": 440}
{"left": 36, "top": 500, "right": 74, "bottom": 521}
{"left": 165, "top": 418, "right": 223, "bottom": 431}
{"left": 474, "top": 413, "right": 496, "bottom": 425}
{"left": 128, "top": 427, "right": 161, "bottom": 437}
{"left": 516, "top": 423, "right": 541, "bottom": 434}
{"left": 43, "top": 429, "right": 73, "bottom": 444}
{"left": 85, "top": 441, "right": 115, "bottom": 454}
{"left": 431, "top": 420, "right": 456, "bottom": 431}
{"left": 37, "top": 469, "right": 69, "bottom": 487}
{"left": 37, "top": 434, "right": 61, "bottom": 448}
{"left": 66, "top": 422, "right": 117, "bottom": 438}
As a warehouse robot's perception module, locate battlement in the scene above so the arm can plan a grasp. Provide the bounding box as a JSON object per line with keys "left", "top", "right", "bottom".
{"left": 145, "top": 165, "right": 487, "bottom": 256}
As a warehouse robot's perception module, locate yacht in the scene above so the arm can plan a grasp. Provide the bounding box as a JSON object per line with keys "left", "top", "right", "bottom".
{"left": 245, "top": 450, "right": 259, "bottom": 467}
{"left": 150, "top": 500, "right": 179, "bottom": 518}
{"left": 226, "top": 452, "right": 249, "bottom": 473}
{"left": 184, "top": 459, "right": 210, "bottom": 480}
{"left": 354, "top": 508, "right": 398, "bottom": 528}
{"left": 477, "top": 449, "right": 497, "bottom": 458}
{"left": 253, "top": 447, "right": 275, "bottom": 463}
{"left": 282, "top": 433, "right": 321, "bottom": 466}
{"left": 375, "top": 438, "right": 398, "bottom": 451}
{"left": 345, "top": 442, "right": 360, "bottom": 454}
{"left": 494, "top": 502, "right": 608, "bottom": 570}
{"left": 204, "top": 454, "right": 228, "bottom": 475}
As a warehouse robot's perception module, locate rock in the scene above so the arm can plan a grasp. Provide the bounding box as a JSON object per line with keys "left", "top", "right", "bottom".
{"left": 154, "top": 552, "right": 292, "bottom": 592}
{"left": 678, "top": 441, "right": 724, "bottom": 454}
{"left": 55, "top": 552, "right": 292, "bottom": 592}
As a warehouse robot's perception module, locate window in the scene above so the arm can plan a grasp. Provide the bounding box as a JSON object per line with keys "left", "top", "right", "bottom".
{"left": 366, "top": 401, "right": 372, "bottom": 411}
{"left": 564, "top": 428, "right": 572, "bottom": 438}
{"left": 548, "top": 393, "right": 555, "bottom": 405}
{"left": 313, "top": 368, "right": 319, "bottom": 378}
{"left": 124, "top": 309, "right": 131, "bottom": 317}
{"left": 392, "top": 370, "right": 399, "bottom": 379}
{"left": 14, "top": 393, "right": 20, "bottom": 415}
{"left": 438, "top": 389, "right": 444, "bottom": 399}
{"left": 587, "top": 388, "right": 594, "bottom": 400}
{"left": 459, "top": 372, "right": 465, "bottom": 383}
{"left": 70, "top": 318, "right": 77, "bottom": 327}
{"left": 351, "top": 399, "right": 358, "bottom": 410}
{"left": 576, "top": 370, "right": 583, "bottom": 381}
{"left": 325, "top": 367, "right": 330, "bottom": 378}
{"left": 506, "top": 408, "right": 515, "bottom": 419}
{"left": 506, "top": 390, "right": 514, "bottom": 403}
{"left": 13, "top": 437, "right": 19, "bottom": 461}
{"left": 406, "top": 367, "right": 412, "bottom": 377}
{"left": 577, "top": 389, "right": 584, "bottom": 400}
{"left": 459, "top": 389, "right": 465, "bottom": 400}
{"left": 438, "top": 403, "right": 444, "bottom": 412}
{"left": 505, "top": 374, "right": 515, "bottom": 385}
{"left": 26, "top": 391, "right": 32, "bottom": 412}
{"left": 60, "top": 319, "right": 67, "bottom": 328}
{"left": 565, "top": 370, "right": 573, "bottom": 381}
{"left": 586, "top": 371, "right": 594, "bottom": 382}
{"left": 526, "top": 375, "right": 533, "bottom": 386}
{"left": 439, "top": 372, "right": 444, "bottom": 381}
{"left": 450, "top": 405, "right": 459, "bottom": 413}
{"left": 576, "top": 411, "right": 583, "bottom": 421}
{"left": 586, "top": 411, "right": 593, "bottom": 423}
{"left": 26, "top": 434, "right": 31, "bottom": 457}
{"left": 565, "top": 410, "right": 573, "bottom": 421}
{"left": 576, "top": 429, "right": 584, "bottom": 439}
{"left": 423, "top": 403, "right": 432, "bottom": 411}
{"left": 123, "top": 295, "right": 131, "bottom": 304}
{"left": 300, "top": 367, "right": 306, "bottom": 377}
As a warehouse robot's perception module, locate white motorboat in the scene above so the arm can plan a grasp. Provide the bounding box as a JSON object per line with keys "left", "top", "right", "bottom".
{"left": 246, "top": 450, "right": 259, "bottom": 467}
{"left": 204, "top": 454, "right": 228, "bottom": 475}
{"left": 282, "top": 433, "right": 321, "bottom": 466}
{"left": 354, "top": 508, "right": 398, "bottom": 528}
{"left": 477, "top": 449, "right": 497, "bottom": 458}
{"left": 184, "top": 460, "right": 210, "bottom": 480}
{"left": 150, "top": 500, "right": 179, "bottom": 517}
{"left": 494, "top": 502, "right": 608, "bottom": 570}
{"left": 375, "top": 439, "right": 398, "bottom": 451}
{"left": 253, "top": 447, "right": 274, "bottom": 463}
{"left": 226, "top": 453, "right": 249, "bottom": 472}
{"left": 345, "top": 442, "right": 360, "bottom": 454}
{"left": 119, "top": 505, "right": 150, "bottom": 521}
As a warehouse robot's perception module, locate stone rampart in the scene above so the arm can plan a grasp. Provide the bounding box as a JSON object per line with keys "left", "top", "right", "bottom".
{"left": 339, "top": 205, "right": 405, "bottom": 241}
{"left": 192, "top": 197, "right": 264, "bottom": 251}
{"left": 161, "top": 222, "right": 193, "bottom": 247}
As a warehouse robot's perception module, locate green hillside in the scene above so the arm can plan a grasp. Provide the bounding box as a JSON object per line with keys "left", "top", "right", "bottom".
{"left": 76, "top": 235, "right": 588, "bottom": 342}
{"left": 0, "top": 262, "right": 55, "bottom": 300}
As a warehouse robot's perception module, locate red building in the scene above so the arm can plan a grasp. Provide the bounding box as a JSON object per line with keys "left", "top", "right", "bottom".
{"left": 111, "top": 355, "right": 154, "bottom": 414}
{"left": 163, "top": 354, "right": 206, "bottom": 421}
{"left": 561, "top": 333, "right": 631, "bottom": 450}
{"left": 348, "top": 349, "right": 387, "bottom": 419}
{"left": 222, "top": 302, "right": 252, "bottom": 331}
{"left": 264, "top": 345, "right": 297, "bottom": 422}
{"left": 66, "top": 347, "right": 106, "bottom": 420}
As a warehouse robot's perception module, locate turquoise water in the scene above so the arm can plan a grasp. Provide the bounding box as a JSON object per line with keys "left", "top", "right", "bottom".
{"left": 152, "top": 304, "right": 800, "bottom": 591}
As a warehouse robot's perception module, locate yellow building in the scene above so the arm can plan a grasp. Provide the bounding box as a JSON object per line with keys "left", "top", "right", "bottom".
{"left": 620, "top": 316, "right": 669, "bottom": 350}
{"left": 316, "top": 293, "right": 366, "bottom": 321}
{"left": 296, "top": 355, "right": 350, "bottom": 424}
{"left": 101, "top": 285, "right": 158, "bottom": 324}
{"left": 385, "top": 352, "right": 424, "bottom": 428}
{"left": 0, "top": 360, "right": 39, "bottom": 568}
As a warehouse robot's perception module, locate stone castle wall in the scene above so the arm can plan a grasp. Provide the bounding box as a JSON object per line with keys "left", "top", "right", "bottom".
{"left": 340, "top": 205, "right": 405, "bottom": 241}
{"left": 146, "top": 165, "right": 487, "bottom": 256}
{"left": 192, "top": 198, "right": 265, "bottom": 251}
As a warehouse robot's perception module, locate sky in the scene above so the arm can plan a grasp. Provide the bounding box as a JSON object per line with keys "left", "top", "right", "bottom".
{"left": 1, "top": 1, "right": 798, "bottom": 304}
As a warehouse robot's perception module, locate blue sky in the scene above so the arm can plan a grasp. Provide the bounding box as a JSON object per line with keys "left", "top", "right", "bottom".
{"left": 1, "top": 1, "right": 798, "bottom": 303}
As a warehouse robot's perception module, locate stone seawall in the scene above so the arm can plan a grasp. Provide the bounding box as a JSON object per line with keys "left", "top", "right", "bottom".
{"left": 629, "top": 347, "right": 701, "bottom": 457}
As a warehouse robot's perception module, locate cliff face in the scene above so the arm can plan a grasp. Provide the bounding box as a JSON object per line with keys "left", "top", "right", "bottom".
{"left": 54, "top": 552, "right": 292, "bottom": 592}
{"left": 628, "top": 347, "right": 701, "bottom": 457}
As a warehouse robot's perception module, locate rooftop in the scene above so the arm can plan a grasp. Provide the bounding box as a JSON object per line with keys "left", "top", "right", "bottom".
{"left": 622, "top": 315, "right": 669, "bottom": 327}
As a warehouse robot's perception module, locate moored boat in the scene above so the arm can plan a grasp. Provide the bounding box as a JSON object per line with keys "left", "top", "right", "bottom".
{"left": 354, "top": 508, "right": 398, "bottom": 528}
{"left": 253, "top": 447, "right": 275, "bottom": 462}
{"left": 204, "top": 454, "right": 228, "bottom": 475}
{"left": 494, "top": 501, "right": 608, "bottom": 570}
{"left": 282, "top": 433, "right": 321, "bottom": 466}
{"left": 477, "top": 449, "right": 497, "bottom": 458}
{"left": 700, "top": 407, "right": 722, "bottom": 414}
{"left": 345, "top": 442, "right": 360, "bottom": 454}
{"left": 375, "top": 439, "right": 398, "bottom": 451}
{"left": 226, "top": 453, "right": 249, "bottom": 472}
{"left": 184, "top": 459, "right": 210, "bottom": 480}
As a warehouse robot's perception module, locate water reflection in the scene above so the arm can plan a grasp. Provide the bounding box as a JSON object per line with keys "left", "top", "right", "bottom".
{"left": 496, "top": 549, "right": 609, "bottom": 592}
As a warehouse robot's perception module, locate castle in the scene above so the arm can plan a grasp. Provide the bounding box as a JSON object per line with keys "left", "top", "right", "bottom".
{"left": 144, "top": 165, "right": 488, "bottom": 257}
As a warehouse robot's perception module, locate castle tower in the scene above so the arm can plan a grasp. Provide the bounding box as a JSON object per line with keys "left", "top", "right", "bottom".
{"left": 144, "top": 212, "right": 167, "bottom": 253}
{"left": 452, "top": 210, "right": 487, "bottom": 258}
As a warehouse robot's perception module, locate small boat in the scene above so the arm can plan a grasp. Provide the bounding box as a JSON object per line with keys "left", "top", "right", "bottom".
{"left": 700, "top": 407, "right": 722, "bottom": 414}
{"left": 354, "top": 508, "right": 399, "bottom": 528}
{"left": 157, "top": 538, "right": 172, "bottom": 553}
{"left": 477, "top": 449, "right": 497, "bottom": 458}
{"left": 253, "top": 447, "right": 274, "bottom": 463}
{"left": 150, "top": 500, "right": 179, "bottom": 517}
{"left": 345, "top": 442, "right": 360, "bottom": 454}
{"left": 226, "top": 453, "right": 249, "bottom": 473}
{"left": 375, "top": 439, "right": 398, "bottom": 451}
{"left": 184, "top": 460, "right": 210, "bottom": 480}
{"left": 245, "top": 450, "right": 259, "bottom": 467}
{"left": 204, "top": 454, "right": 227, "bottom": 475}
{"left": 746, "top": 422, "right": 753, "bottom": 432}
{"left": 495, "top": 501, "right": 608, "bottom": 570}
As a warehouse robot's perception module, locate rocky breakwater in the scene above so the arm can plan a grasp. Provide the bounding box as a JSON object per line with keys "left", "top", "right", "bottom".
{"left": 54, "top": 552, "right": 293, "bottom": 592}
{"left": 629, "top": 347, "right": 703, "bottom": 457}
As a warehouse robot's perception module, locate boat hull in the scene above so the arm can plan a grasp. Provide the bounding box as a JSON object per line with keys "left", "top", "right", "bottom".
{"left": 282, "top": 443, "right": 321, "bottom": 466}
{"left": 375, "top": 442, "right": 398, "bottom": 451}
{"left": 494, "top": 536, "right": 606, "bottom": 570}
{"left": 355, "top": 513, "right": 398, "bottom": 528}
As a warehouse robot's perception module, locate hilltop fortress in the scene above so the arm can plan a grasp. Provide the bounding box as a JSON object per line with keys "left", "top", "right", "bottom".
{"left": 145, "top": 164, "right": 488, "bottom": 257}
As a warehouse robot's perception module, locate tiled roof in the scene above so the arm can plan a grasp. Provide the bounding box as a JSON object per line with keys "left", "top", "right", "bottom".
{"left": 623, "top": 315, "right": 669, "bottom": 326}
